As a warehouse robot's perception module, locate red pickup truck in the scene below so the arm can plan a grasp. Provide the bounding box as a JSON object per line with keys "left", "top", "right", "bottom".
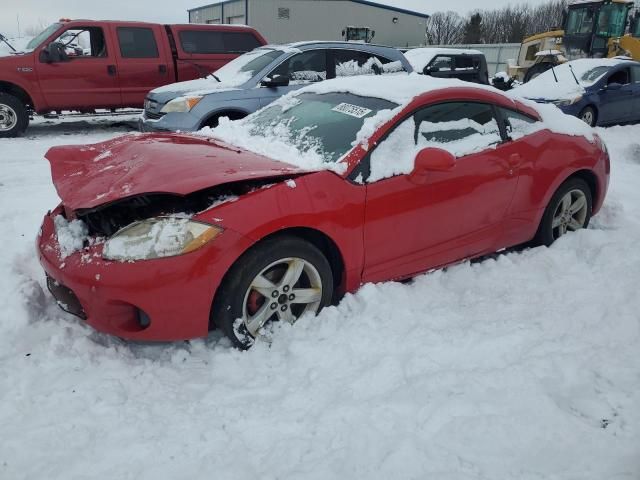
{"left": 0, "top": 19, "right": 267, "bottom": 137}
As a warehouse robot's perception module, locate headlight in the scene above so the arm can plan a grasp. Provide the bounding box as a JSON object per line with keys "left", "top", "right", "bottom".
{"left": 103, "top": 217, "right": 223, "bottom": 262}
{"left": 160, "top": 96, "right": 204, "bottom": 113}
{"left": 553, "top": 95, "right": 583, "bottom": 107}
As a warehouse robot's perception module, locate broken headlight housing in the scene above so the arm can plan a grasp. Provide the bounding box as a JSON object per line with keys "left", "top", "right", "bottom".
{"left": 102, "top": 217, "right": 223, "bottom": 262}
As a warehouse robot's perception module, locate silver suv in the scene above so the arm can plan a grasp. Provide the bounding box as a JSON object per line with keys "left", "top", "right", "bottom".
{"left": 139, "top": 41, "right": 413, "bottom": 133}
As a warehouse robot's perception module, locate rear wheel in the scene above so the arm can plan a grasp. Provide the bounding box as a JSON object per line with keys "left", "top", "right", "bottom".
{"left": 212, "top": 236, "right": 334, "bottom": 349}
{"left": 0, "top": 93, "right": 29, "bottom": 138}
{"left": 534, "top": 178, "right": 592, "bottom": 247}
{"left": 579, "top": 106, "right": 597, "bottom": 127}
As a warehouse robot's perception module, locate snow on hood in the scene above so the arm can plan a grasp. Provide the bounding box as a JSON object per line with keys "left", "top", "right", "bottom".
{"left": 404, "top": 47, "right": 483, "bottom": 72}
{"left": 149, "top": 76, "right": 246, "bottom": 97}
{"left": 510, "top": 58, "right": 629, "bottom": 101}
{"left": 46, "top": 133, "right": 306, "bottom": 210}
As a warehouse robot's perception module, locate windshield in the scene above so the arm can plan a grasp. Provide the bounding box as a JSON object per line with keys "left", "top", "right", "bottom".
{"left": 580, "top": 65, "right": 612, "bottom": 83}
{"left": 566, "top": 6, "right": 596, "bottom": 35}
{"left": 26, "top": 23, "right": 61, "bottom": 51}
{"left": 211, "top": 48, "right": 284, "bottom": 83}
{"left": 210, "top": 92, "right": 398, "bottom": 169}
{"left": 595, "top": 3, "right": 630, "bottom": 37}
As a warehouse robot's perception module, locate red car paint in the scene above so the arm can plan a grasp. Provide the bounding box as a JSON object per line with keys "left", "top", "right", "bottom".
{"left": 37, "top": 86, "right": 609, "bottom": 341}
{"left": 1, "top": 20, "right": 266, "bottom": 113}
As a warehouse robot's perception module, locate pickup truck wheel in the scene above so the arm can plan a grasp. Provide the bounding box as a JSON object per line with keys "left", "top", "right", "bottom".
{"left": 0, "top": 93, "right": 29, "bottom": 138}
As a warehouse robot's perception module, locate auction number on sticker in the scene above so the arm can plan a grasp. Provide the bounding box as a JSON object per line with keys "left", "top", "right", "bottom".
{"left": 331, "top": 103, "right": 372, "bottom": 118}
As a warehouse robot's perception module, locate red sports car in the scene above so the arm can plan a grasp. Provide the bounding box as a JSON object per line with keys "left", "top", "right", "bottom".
{"left": 38, "top": 76, "right": 610, "bottom": 348}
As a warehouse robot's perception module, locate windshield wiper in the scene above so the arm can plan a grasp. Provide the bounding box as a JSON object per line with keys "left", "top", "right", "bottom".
{"left": 210, "top": 73, "right": 221, "bottom": 82}
{"left": 568, "top": 64, "right": 580, "bottom": 85}
{"left": 0, "top": 33, "right": 17, "bottom": 52}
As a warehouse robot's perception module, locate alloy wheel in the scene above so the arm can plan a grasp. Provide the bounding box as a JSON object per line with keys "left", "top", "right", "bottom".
{"left": 581, "top": 110, "right": 594, "bottom": 126}
{"left": 241, "top": 257, "right": 323, "bottom": 337}
{"left": 551, "top": 189, "right": 588, "bottom": 239}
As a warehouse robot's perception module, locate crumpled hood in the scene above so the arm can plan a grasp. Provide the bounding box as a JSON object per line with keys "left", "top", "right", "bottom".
{"left": 46, "top": 133, "right": 307, "bottom": 211}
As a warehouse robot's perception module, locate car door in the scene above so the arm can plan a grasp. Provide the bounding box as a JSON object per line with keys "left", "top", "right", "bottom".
{"left": 109, "top": 25, "right": 172, "bottom": 107}
{"left": 598, "top": 66, "right": 633, "bottom": 124}
{"left": 630, "top": 65, "right": 640, "bottom": 122}
{"left": 35, "top": 25, "right": 121, "bottom": 110}
{"left": 258, "top": 49, "right": 328, "bottom": 107}
{"left": 361, "top": 101, "right": 519, "bottom": 283}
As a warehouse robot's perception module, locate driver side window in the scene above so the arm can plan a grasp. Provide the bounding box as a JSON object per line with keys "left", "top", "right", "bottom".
{"left": 607, "top": 68, "right": 630, "bottom": 86}
{"left": 269, "top": 50, "right": 327, "bottom": 84}
{"left": 50, "top": 27, "right": 107, "bottom": 58}
{"left": 367, "top": 102, "right": 501, "bottom": 183}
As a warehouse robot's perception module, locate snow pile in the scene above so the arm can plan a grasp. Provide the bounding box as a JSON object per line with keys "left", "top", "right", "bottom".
{"left": 53, "top": 215, "right": 88, "bottom": 259}
{"left": 404, "top": 47, "right": 483, "bottom": 73}
{"left": 0, "top": 36, "right": 33, "bottom": 56}
{"left": 0, "top": 115, "right": 640, "bottom": 479}
{"left": 510, "top": 58, "right": 628, "bottom": 101}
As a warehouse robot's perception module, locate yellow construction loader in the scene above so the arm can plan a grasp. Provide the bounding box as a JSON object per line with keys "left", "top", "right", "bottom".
{"left": 508, "top": 0, "right": 635, "bottom": 83}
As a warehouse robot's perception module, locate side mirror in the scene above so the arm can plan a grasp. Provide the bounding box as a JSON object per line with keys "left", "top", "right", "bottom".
{"left": 605, "top": 82, "right": 623, "bottom": 90}
{"left": 260, "top": 74, "right": 290, "bottom": 88}
{"left": 409, "top": 148, "right": 456, "bottom": 184}
{"left": 42, "top": 42, "right": 69, "bottom": 63}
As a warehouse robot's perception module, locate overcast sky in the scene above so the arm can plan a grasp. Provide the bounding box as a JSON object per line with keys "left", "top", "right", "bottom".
{"left": 1, "top": 0, "right": 551, "bottom": 38}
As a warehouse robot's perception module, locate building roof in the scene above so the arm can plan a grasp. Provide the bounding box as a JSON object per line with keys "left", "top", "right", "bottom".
{"left": 188, "top": 0, "right": 429, "bottom": 19}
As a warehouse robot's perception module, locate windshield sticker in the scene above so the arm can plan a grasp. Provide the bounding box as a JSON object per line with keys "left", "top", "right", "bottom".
{"left": 331, "top": 103, "right": 372, "bottom": 118}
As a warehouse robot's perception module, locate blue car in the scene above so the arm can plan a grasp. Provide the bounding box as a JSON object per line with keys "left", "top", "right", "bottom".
{"left": 512, "top": 58, "right": 640, "bottom": 127}
{"left": 140, "top": 41, "right": 413, "bottom": 133}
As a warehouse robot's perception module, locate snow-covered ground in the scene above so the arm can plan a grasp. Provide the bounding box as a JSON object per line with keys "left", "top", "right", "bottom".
{"left": 0, "top": 116, "right": 639, "bottom": 479}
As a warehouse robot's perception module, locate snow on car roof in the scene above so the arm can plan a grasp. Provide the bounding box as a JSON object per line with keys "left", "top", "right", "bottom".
{"left": 200, "top": 73, "right": 596, "bottom": 176}
{"left": 293, "top": 72, "right": 495, "bottom": 106}
{"left": 404, "top": 47, "right": 484, "bottom": 72}
{"left": 510, "top": 58, "right": 632, "bottom": 101}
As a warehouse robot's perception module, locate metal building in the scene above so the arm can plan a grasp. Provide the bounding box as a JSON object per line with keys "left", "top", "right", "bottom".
{"left": 188, "top": 0, "right": 429, "bottom": 48}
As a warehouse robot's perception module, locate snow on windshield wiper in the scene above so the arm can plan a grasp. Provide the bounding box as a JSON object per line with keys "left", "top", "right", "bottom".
{"left": 0, "top": 33, "right": 17, "bottom": 52}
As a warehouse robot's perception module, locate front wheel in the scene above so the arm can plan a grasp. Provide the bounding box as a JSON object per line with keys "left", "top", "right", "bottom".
{"left": 212, "top": 236, "right": 334, "bottom": 349}
{"left": 579, "top": 106, "right": 597, "bottom": 127}
{"left": 0, "top": 93, "right": 29, "bottom": 138}
{"left": 534, "top": 178, "right": 593, "bottom": 247}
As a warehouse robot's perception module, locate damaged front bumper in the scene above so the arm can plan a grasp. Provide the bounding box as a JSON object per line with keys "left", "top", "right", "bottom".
{"left": 37, "top": 205, "right": 253, "bottom": 341}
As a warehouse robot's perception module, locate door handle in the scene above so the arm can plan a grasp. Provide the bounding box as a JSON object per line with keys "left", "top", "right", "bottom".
{"left": 107, "top": 65, "right": 116, "bottom": 76}
{"left": 159, "top": 64, "right": 167, "bottom": 75}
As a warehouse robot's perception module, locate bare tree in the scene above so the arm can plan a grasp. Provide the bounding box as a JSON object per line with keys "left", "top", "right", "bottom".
{"left": 24, "top": 19, "right": 52, "bottom": 37}
{"left": 427, "top": 0, "right": 568, "bottom": 45}
{"left": 425, "top": 11, "right": 465, "bottom": 45}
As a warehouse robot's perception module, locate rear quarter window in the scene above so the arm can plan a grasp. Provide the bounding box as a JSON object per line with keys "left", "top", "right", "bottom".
{"left": 179, "top": 30, "right": 262, "bottom": 54}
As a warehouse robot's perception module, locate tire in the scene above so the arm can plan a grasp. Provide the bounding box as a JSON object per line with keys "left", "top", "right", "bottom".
{"left": 579, "top": 106, "right": 597, "bottom": 127}
{"left": 534, "top": 178, "right": 593, "bottom": 247}
{"left": 212, "top": 236, "right": 334, "bottom": 349}
{"left": 0, "top": 93, "right": 29, "bottom": 138}
{"left": 523, "top": 62, "right": 554, "bottom": 83}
